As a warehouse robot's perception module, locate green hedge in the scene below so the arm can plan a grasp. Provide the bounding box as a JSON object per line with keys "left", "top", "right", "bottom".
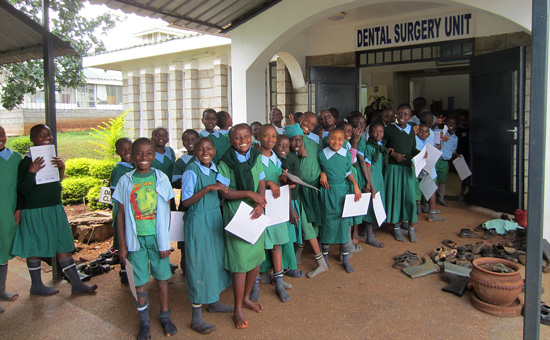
{"left": 89, "top": 159, "right": 116, "bottom": 181}
{"left": 86, "top": 184, "right": 112, "bottom": 211}
{"left": 65, "top": 158, "right": 95, "bottom": 177}
{"left": 10, "top": 137, "right": 33, "bottom": 155}
{"left": 62, "top": 176, "right": 102, "bottom": 204}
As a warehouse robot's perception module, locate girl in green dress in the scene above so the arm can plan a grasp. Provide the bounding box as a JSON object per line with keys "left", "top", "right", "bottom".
{"left": 217, "top": 124, "right": 267, "bottom": 330}
{"left": 181, "top": 137, "right": 232, "bottom": 334}
{"left": 257, "top": 125, "right": 292, "bottom": 303}
{"left": 0, "top": 126, "right": 21, "bottom": 312}
{"left": 318, "top": 129, "right": 361, "bottom": 273}
{"left": 13, "top": 124, "right": 97, "bottom": 296}
{"left": 200, "top": 109, "right": 229, "bottom": 164}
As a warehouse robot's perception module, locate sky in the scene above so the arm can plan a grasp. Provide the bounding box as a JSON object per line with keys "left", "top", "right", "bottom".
{"left": 82, "top": 2, "right": 167, "bottom": 51}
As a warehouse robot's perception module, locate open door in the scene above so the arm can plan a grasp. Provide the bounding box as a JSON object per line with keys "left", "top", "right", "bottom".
{"left": 469, "top": 47, "right": 525, "bottom": 213}
{"left": 309, "top": 66, "right": 359, "bottom": 120}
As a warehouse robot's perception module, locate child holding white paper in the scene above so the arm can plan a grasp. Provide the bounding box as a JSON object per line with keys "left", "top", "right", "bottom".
{"left": 256, "top": 125, "right": 294, "bottom": 303}
{"left": 318, "top": 129, "right": 361, "bottom": 273}
{"left": 415, "top": 124, "right": 444, "bottom": 222}
{"left": 0, "top": 125, "right": 21, "bottom": 312}
{"left": 383, "top": 104, "right": 421, "bottom": 243}
{"left": 435, "top": 117, "right": 459, "bottom": 206}
{"left": 180, "top": 137, "right": 232, "bottom": 334}
{"left": 216, "top": 124, "right": 267, "bottom": 330}
{"left": 362, "top": 122, "right": 388, "bottom": 247}
{"left": 281, "top": 126, "right": 328, "bottom": 278}
{"left": 114, "top": 137, "right": 177, "bottom": 339}
{"left": 12, "top": 124, "right": 98, "bottom": 296}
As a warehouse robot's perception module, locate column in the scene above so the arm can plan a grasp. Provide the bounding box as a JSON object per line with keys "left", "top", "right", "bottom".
{"left": 213, "top": 55, "right": 229, "bottom": 113}
{"left": 125, "top": 70, "right": 141, "bottom": 138}
{"left": 140, "top": 67, "right": 154, "bottom": 137}
{"left": 154, "top": 65, "right": 169, "bottom": 130}
{"left": 184, "top": 61, "right": 201, "bottom": 130}
{"left": 169, "top": 62, "right": 184, "bottom": 149}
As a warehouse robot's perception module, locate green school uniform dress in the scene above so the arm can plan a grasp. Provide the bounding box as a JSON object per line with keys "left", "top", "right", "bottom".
{"left": 300, "top": 133, "right": 322, "bottom": 226}
{"left": 281, "top": 152, "right": 303, "bottom": 245}
{"left": 354, "top": 137, "right": 368, "bottom": 192}
{"left": 384, "top": 124, "right": 419, "bottom": 224}
{"left": 172, "top": 154, "right": 194, "bottom": 187}
{"left": 110, "top": 162, "right": 134, "bottom": 249}
{"left": 12, "top": 156, "right": 75, "bottom": 258}
{"left": 217, "top": 148, "right": 266, "bottom": 273}
{"left": 152, "top": 146, "right": 176, "bottom": 180}
{"left": 200, "top": 130, "right": 229, "bottom": 165}
{"left": 0, "top": 149, "right": 21, "bottom": 264}
{"left": 363, "top": 139, "right": 388, "bottom": 224}
{"left": 181, "top": 161, "right": 231, "bottom": 304}
{"left": 318, "top": 147, "right": 353, "bottom": 244}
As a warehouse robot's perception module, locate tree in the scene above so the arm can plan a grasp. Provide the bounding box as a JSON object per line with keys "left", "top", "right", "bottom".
{"left": 0, "top": 0, "right": 118, "bottom": 110}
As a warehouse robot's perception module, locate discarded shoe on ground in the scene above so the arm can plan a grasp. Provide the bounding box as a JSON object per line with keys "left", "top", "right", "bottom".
{"left": 441, "top": 273, "right": 469, "bottom": 297}
{"left": 401, "top": 257, "right": 440, "bottom": 279}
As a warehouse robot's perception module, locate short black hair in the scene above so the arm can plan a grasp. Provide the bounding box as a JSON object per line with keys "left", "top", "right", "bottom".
{"left": 328, "top": 107, "right": 339, "bottom": 120}
{"left": 194, "top": 136, "right": 215, "bottom": 150}
{"left": 217, "top": 111, "right": 229, "bottom": 128}
{"left": 30, "top": 124, "right": 49, "bottom": 137}
{"left": 181, "top": 129, "right": 199, "bottom": 141}
{"left": 202, "top": 108, "right": 217, "bottom": 119}
{"left": 397, "top": 103, "right": 412, "bottom": 111}
{"left": 336, "top": 121, "right": 352, "bottom": 130}
{"left": 115, "top": 137, "right": 132, "bottom": 149}
{"left": 369, "top": 121, "right": 384, "bottom": 133}
{"left": 132, "top": 137, "right": 155, "bottom": 152}
{"left": 228, "top": 123, "right": 252, "bottom": 140}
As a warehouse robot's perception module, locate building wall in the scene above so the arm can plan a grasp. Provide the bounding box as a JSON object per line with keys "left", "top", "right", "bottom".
{"left": 1, "top": 107, "right": 122, "bottom": 136}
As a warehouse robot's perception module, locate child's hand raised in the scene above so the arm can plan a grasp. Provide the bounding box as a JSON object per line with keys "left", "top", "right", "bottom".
{"left": 29, "top": 157, "right": 45, "bottom": 173}
{"left": 436, "top": 115, "right": 446, "bottom": 125}
{"left": 288, "top": 113, "right": 295, "bottom": 125}
{"left": 320, "top": 172, "right": 329, "bottom": 189}
{"left": 266, "top": 180, "right": 280, "bottom": 198}
{"left": 208, "top": 183, "right": 229, "bottom": 193}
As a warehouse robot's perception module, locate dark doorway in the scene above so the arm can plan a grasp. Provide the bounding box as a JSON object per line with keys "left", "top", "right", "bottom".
{"left": 469, "top": 46, "right": 525, "bottom": 213}
{"left": 309, "top": 66, "right": 359, "bottom": 120}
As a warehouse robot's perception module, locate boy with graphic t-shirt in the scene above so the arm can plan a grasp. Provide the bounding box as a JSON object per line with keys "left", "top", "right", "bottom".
{"left": 114, "top": 138, "right": 177, "bottom": 340}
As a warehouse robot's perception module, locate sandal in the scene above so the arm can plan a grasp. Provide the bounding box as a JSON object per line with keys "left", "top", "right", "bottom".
{"left": 459, "top": 228, "right": 480, "bottom": 238}
{"left": 482, "top": 228, "right": 498, "bottom": 240}
{"left": 442, "top": 239, "right": 458, "bottom": 249}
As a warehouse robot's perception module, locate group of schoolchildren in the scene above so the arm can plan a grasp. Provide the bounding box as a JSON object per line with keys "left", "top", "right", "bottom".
{"left": 0, "top": 100, "right": 466, "bottom": 339}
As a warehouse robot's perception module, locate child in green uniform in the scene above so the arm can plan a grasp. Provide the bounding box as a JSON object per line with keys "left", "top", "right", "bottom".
{"left": 114, "top": 138, "right": 177, "bottom": 339}
{"left": 318, "top": 129, "right": 362, "bottom": 273}
{"left": 0, "top": 126, "right": 21, "bottom": 312}
{"left": 180, "top": 137, "right": 232, "bottom": 334}
{"left": 281, "top": 125, "right": 328, "bottom": 278}
{"left": 216, "top": 111, "right": 233, "bottom": 135}
{"left": 151, "top": 127, "right": 176, "bottom": 180}
{"left": 12, "top": 124, "right": 98, "bottom": 296}
{"left": 200, "top": 109, "right": 229, "bottom": 164}
{"left": 362, "top": 122, "right": 388, "bottom": 247}
{"left": 216, "top": 124, "right": 267, "bottom": 330}
{"left": 110, "top": 137, "right": 134, "bottom": 284}
{"left": 384, "top": 104, "right": 421, "bottom": 243}
{"left": 257, "top": 125, "right": 293, "bottom": 303}
{"left": 270, "top": 108, "right": 285, "bottom": 134}
{"left": 295, "top": 113, "right": 323, "bottom": 262}
{"left": 250, "top": 121, "right": 262, "bottom": 148}
{"left": 172, "top": 129, "right": 199, "bottom": 272}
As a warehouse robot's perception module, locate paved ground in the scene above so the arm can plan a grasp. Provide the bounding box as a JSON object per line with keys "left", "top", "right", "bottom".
{"left": 1, "top": 175, "right": 550, "bottom": 340}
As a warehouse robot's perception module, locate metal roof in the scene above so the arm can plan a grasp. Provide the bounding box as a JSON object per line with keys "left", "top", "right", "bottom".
{"left": 0, "top": 0, "right": 78, "bottom": 65}
{"left": 89, "top": 0, "right": 281, "bottom": 35}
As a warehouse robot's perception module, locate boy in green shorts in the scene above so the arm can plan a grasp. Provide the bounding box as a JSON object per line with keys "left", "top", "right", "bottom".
{"left": 114, "top": 138, "right": 177, "bottom": 340}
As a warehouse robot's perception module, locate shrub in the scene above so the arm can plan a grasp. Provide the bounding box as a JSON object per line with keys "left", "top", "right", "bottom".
{"left": 90, "top": 111, "right": 131, "bottom": 160}
{"left": 10, "top": 137, "right": 33, "bottom": 154}
{"left": 62, "top": 176, "right": 102, "bottom": 204}
{"left": 65, "top": 158, "right": 95, "bottom": 177}
{"left": 86, "top": 184, "right": 112, "bottom": 211}
{"left": 89, "top": 159, "right": 116, "bottom": 181}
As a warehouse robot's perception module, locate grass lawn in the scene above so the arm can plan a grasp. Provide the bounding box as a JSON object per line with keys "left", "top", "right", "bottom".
{"left": 6, "top": 130, "right": 104, "bottom": 160}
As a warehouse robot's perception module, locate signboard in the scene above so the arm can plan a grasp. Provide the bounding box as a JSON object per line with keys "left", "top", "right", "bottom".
{"left": 356, "top": 12, "right": 475, "bottom": 50}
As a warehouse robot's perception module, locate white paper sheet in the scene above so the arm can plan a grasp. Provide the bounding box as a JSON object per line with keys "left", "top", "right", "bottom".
{"left": 443, "top": 125, "right": 449, "bottom": 136}
{"left": 342, "top": 193, "right": 371, "bottom": 218}
{"left": 224, "top": 202, "right": 270, "bottom": 244}
{"left": 169, "top": 211, "right": 185, "bottom": 242}
{"left": 420, "top": 175, "right": 438, "bottom": 201}
{"left": 98, "top": 186, "right": 113, "bottom": 204}
{"left": 434, "top": 131, "right": 441, "bottom": 144}
{"left": 124, "top": 260, "right": 138, "bottom": 301}
{"left": 453, "top": 156, "right": 472, "bottom": 180}
{"left": 412, "top": 145, "right": 427, "bottom": 178}
{"left": 29, "top": 145, "right": 60, "bottom": 184}
{"left": 372, "top": 193, "right": 387, "bottom": 226}
{"left": 423, "top": 143, "right": 443, "bottom": 174}
{"left": 285, "top": 172, "right": 320, "bottom": 191}
{"left": 265, "top": 185, "right": 290, "bottom": 226}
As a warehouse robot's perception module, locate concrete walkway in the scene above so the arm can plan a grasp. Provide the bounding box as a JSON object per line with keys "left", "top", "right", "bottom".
{"left": 1, "top": 201, "right": 549, "bottom": 339}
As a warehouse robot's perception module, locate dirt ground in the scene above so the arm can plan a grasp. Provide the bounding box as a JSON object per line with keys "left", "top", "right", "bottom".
{"left": 2, "top": 174, "right": 550, "bottom": 339}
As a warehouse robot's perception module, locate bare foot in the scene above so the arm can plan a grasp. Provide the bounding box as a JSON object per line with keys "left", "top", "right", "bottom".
{"left": 353, "top": 236, "right": 367, "bottom": 243}
{"left": 243, "top": 299, "right": 263, "bottom": 313}
{"left": 233, "top": 312, "right": 248, "bottom": 330}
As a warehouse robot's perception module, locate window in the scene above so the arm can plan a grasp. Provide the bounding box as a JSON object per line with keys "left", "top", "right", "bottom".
{"left": 269, "top": 62, "right": 277, "bottom": 109}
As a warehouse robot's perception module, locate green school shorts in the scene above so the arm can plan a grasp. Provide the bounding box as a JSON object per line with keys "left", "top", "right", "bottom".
{"left": 127, "top": 235, "right": 171, "bottom": 286}
{"left": 436, "top": 159, "right": 450, "bottom": 184}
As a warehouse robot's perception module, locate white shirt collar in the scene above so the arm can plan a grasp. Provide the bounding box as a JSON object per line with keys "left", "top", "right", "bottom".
{"left": 392, "top": 122, "right": 412, "bottom": 134}
{"left": 200, "top": 129, "right": 220, "bottom": 138}
{"left": 194, "top": 159, "right": 218, "bottom": 175}
{"left": 0, "top": 148, "right": 13, "bottom": 161}
{"left": 116, "top": 161, "right": 133, "bottom": 168}
{"left": 307, "top": 133, "right": 320, "bottom": 144}
{"left": 323, "top": 147, "right": 348, "bottom": 160}
{"left": 261, "top": 150, "right": 281, "bottom": 167}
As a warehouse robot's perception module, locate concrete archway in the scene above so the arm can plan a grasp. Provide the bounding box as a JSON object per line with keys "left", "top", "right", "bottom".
{"left": 275, "top": 51, "right": 306, "bottom": 89}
